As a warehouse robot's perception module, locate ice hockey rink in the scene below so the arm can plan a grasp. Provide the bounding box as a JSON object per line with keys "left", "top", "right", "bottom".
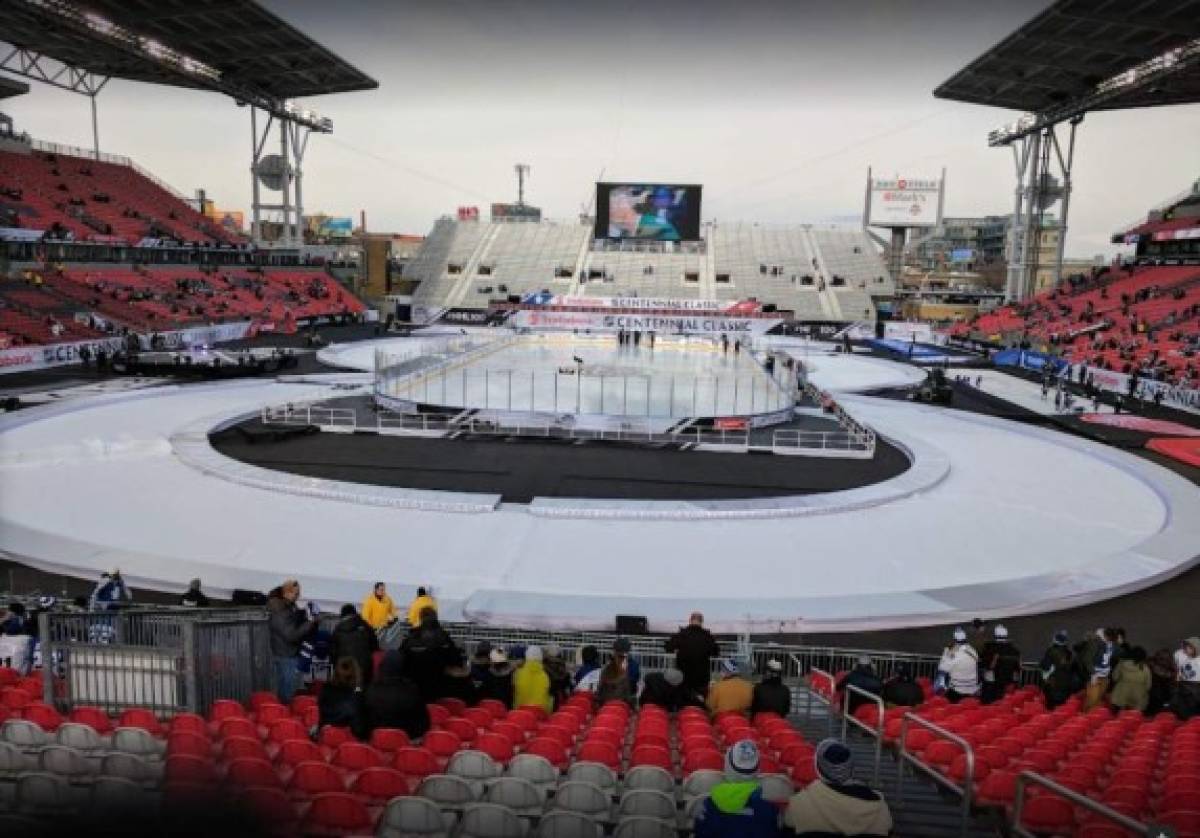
{"left": 1, "top": 336, "right": 1198, "bottom": 633}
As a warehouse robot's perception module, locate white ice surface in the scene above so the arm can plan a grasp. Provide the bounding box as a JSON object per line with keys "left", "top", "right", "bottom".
{"left": 2, "top": 372, "right": 1197, "bottom": 633}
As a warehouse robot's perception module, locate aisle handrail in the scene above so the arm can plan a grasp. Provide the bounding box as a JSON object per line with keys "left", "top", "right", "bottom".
{"left": 895, "top": 713, "right": 975, "bottom": 837}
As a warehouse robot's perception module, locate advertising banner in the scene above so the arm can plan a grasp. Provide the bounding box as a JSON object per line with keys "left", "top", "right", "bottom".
{"left": 509, "top": 308, "right": 782, "bottom": 336}
{"left": 542, "top": 296, "right": 762, "bottom": 314}
{"left": 868, "top": 176, "right": 940, "bottom": 228}
{"left": 0, "top": 227, "right": 46, "bottom": 242}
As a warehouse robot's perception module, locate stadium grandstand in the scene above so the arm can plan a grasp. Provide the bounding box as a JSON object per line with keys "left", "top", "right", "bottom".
{"left": 1, "top": 1, "right": 1200, "bottom": 837}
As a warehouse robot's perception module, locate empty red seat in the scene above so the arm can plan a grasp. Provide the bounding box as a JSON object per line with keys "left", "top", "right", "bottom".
{"left": 923, "top": 740, "right": 959, "bottom": 769}
{"left": 368, "top": 728, "right": 411, "bottom": 753}
{"left": 477, "top": 699, "right": 508, "bottom": 720}
{"left": 249, "top": 691, "right": 283, "bottom": 711}
{"left": 437, "top": 697, "right": 467, "bottom": 717}
{"left": 22, "top": 702, "right": 65, "bottom": 732}
{"left": 1, "top": 687, "right": 31, "bottom": 711}
{"left": 584, "top": 726, "right": 623, "bottom": 748}
{"left": 491, "top": 721, "right": 524, "bottom": 749}
{"left": 209, "top": 699, "right": 248, "bottom": 725}
{"left": 319, "top": 726, "right": 355, "bottom": 750}
{"left": 223, "top": 735, "right": 270, "bottom": 763}
{"left": 426, "top": 704, "right": 451, "bottom": 726}
{"left": 166, "top": 754, "right": 220, "bottom": 785}
{"left": 1020, "top": 795, "right": 1075, "bottom": 833}
{"left": 1159, "top": 789, "right": 1200, "bottom": 815}
{"left": 423, "top": 728, "right": 462, "bottom": 760}
{"left": 219, "top": 717, "right": 261, "bottom": 742}
{"left": 168, "top": 713, "right": 208, "bottom": 739}
{"left": 276, "top": 739, "right": 326, "bottom": 767}
{"left": 629, "top": 744, "right": 672, "bottom": 772}
{"left": 117, "top": 707, "right": 164, "bottom": 737}
{"left": 392, "top": 746, "right": 439, "bottom": 780}
{"left": 168, "top": 731, "right": 214, "bottom": 759}
{"left": 476, "top": 732, "right": 514, "bottom": 764}
{"left": 683, "top": 749, "right": 724, "bottom": 775}
{"left": 523, "top": 737, "right": 567, "bottom": 769}
{"left": 791, "top": 758, "right": 817, "bottom": 787}
{"left": 226, "top": 757, "right": 282, "bottom": 789}
{"left": 976, "top": 770, "right": 1017, "bottom": 807}
{"left": 0, "top": 667, "right": 18, "bottom": 687}
{"left": 254, "top": 704, "right": 290, "bottom": 728}
{"left": 350, "top": 766, "right": 409, "bottom": 802}
{"left": 507, "top": 709, "right": 539, "bottom": 734}
{"left": 69, "top": 706, "right": 113, "bottom": 734}
{"left": 268, "top": 719, "right": 310, "bottom": 746}
{"left": 287, "top": 760, "right": 345, "bottom": 796}
{"left": 462, "top": 707, "right": 493, "bottom": 731}
{"left": 290, "top": 695, "right": 317, "bottom": 717}
{"left": 331, "top": 742, "right": 385, "bottom": 773}
{"left": 540, "top": 723, "right": 575, "bottom": 750}
{"left": 576, "top": 740, "right": 620, "bottom": 770}
{"left": 305, "top": 792, "right": 372, "bottom": 834}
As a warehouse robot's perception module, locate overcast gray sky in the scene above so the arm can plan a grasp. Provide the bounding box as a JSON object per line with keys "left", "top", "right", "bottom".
{"left": 6, "top": 0, "right": 1199, "bottom": 257}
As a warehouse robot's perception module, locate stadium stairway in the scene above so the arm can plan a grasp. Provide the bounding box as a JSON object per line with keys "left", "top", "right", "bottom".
{"left": 799, "top": 228, "right": 843, "bottom": 321}
{"left": 789, "top": 684, "right": 998, "bottom": 837}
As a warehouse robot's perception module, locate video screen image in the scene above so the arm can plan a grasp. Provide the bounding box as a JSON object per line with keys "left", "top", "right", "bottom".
{"left": 595, "top": 183, "right": 701, "bottom": 241}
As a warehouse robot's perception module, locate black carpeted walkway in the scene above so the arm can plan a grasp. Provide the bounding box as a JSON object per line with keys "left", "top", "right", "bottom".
{"left": 210, "top": 420, "right": 911, "bottom": 503}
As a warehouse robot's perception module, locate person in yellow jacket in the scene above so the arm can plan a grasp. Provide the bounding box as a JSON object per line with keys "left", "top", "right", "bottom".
{"left": 512, "top": 645, "right": 553, "bottom": 714}
{"left": 706, "top": 658, "right": 754, "bottom": 716}
{"left": 361, "top": 582, "right": 397, "bottom": 630}
{"left": 407, "top": 586, "right": 437, "bottom": 626}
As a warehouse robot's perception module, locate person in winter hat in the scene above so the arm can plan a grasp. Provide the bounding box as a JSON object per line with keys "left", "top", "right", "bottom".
{"left": 938, "top": 627, "right": 980, "bottom": 702}
{"left": 693, "top": 739, "right": 780, "bottom": 837}
{"left": 782, "top": 739, "right": 892, "bottom": 837}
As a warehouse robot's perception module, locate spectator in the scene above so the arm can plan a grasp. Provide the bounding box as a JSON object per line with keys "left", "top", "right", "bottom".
{"left": 573, "top": 645, "right": 602, "bottom": 694}
{"left": 330, "top": 603, "right": 379, "bottom": 686}
{"left": 641, "top": 667, "right": 700, "bottom": 712}
{"left": 266, "top": 579, "right": 317, "bottom": 702}
{"left": 881, "top": 663, "right": 923, "bottom": 708}
{"left": 89, "top": 569, "right": 132, "bottom": 611}
{"left": 1174, "top": 637, "right": 1200, "bottom": 720}
{"left": 937, "top": 628, "right": 981, "bottom": 703}
{"left": 440, "top": 647, "right": 478, "bottom": 707}
{"left": 399, "top": 607, "right": 458, "bottom": 700}
{"left": 781, "top": 739, "right": 892, "bottom": 837}
{"left": 1109, "top": 646, "right": 1151, "bottom": 713}
{"left": 364, "top": 650, "right": 430, "bottom": 740}
{"left": 318, "top": 657, "right": 367, "bottom": 740}
{"left": 596, "top": 645, "right": 635, "bottom": 706}
{"left": 0, "top": 602, "right": 28, "bottom": 635}
{"left": 469, "top": 641, "right": 494, "bottom": 685}
{"left": 179, "top": 578, "right": 210, "bottom": 608}
{"left": 707, "top": 659, "right": 754, "bottom": 716}
{"left": 836, "top": 656, "right": 883, "bottom": 713}
{"left": 406, "top": 586, "right": 436, "bottom": 627}
{"left": 513, "top": 644, "right": 552, "bottom": 714}
{"left": 751, "top": 659, "right": 791, "bottom": 717}
{"left": 1084, "top": 628, "right": 1117, "bottom": 711}
{"left": 360, "top": 582, "right": 397, "bottom": 630}
{"left": 611, "top": 636, "right": 642, "bottom": 694}
{"left": 980, "top": 624, "right": 1021, "bottom": 705}
{"left": 694, "top": 740, "right": 780, "bottom": 838}
{"left": 1147, "top": 647, "right": 1179, "bottom": 715}
{"left": 665, "top": 611, "right": 721, "bottom": 695}
{"left": 542, "top": 644, "right": 572, "bottom": 709}
{"left": 477, "top": 648, "right": 515, "bottom": 707}
{"left": 1039, "top": 630, "right": 1083, "bottom": 710}
{"left": 968, "top": 617, "right": 988, "bottom": 656}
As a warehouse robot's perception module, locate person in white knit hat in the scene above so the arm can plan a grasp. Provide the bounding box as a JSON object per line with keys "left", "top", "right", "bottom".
{"left": 937, "top": 626, "right": 980, "bottom": 703}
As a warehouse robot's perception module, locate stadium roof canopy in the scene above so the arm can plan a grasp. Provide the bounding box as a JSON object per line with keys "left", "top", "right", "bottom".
{"left": 0, "top": 0, "right": 376, "bottom": 125}
{"left": 0, "top": 76, "right": 30, "bottom": 100}
{"left": 935, "top": 0, "right": 1200, "bottom": 142}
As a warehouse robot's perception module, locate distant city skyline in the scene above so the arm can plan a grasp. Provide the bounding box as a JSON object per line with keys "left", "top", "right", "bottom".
{"left": 4, "top": 0, "right": 1198, "bottom": 257}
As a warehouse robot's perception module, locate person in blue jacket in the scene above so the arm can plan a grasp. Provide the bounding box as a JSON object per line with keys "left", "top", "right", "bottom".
{"left": 694, "top": 739, "right": 780, "bottom": 837}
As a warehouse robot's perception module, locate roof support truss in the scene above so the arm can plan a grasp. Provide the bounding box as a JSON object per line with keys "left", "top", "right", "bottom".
{"left": 0, "top": 44, "right": 108, "bottom": 96}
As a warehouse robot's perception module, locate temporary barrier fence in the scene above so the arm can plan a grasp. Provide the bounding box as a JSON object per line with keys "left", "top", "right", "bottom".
{"left": 38, "top": 608, "right": 273, "bottom": 717}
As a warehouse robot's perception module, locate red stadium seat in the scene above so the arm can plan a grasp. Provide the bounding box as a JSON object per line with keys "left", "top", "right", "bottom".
{"left": 462, "top": 707, "right": 493, "bottom": 731}
{"left": 226, "top": 757, "right": 282, "bottom": 789}
{"left": 70, "top": 706, "right": 114, "bottom": 734}
{"left": 168, "top": 713, "right": 208, "bottom": 739}
{"left": 0, "top": 667, "right": 18, "bottom": 687}
{"left": 287, "top": 760, "right": 345, "bottom": 796}
{"left": 1020, "top": 795, "right": 1075, "bottom": 834}
{"left": 441, "top": 716, "right": 477, "bottom": 745}
{"left": 423, "top": 728, "right": 462, "bottom": 761}
{"left": 437, "top": 697, "right": 467, "bottom": 717}
{"left": 368, "top": 728, "right": 411, "bottom": 753}
{"left": 222, "top": 735, "right": 270, "bottom": 763}
{"left": 576, "top": 740, "right": 621, "bottom": 771}
{"left": 426, "top": 704, "right": 451, "bottom": 727}
{"left": 118, "top": 708, "right": 163, "bottom": 737}
{"left": 276, "top": 739, "right": 326, "bottom": 768}
{"left": 475, "top": 732, "right": 514, "bottom": 764}
{"left": 350, "top": 766, "right": 410, "bottom": 802}
{"left": 478, "top": 699, "right": 508, "bottom": 720}
{"left": 318, "top": 725, "right": 355, "bottom": 750}
{"left": 683, "top": 749, "right": 724, "bottom": 775}
{"left": 254, "top": 704, "right": 290, "bottom": 728}
{"left": 331, "top": 742, "right": 385, "bottom": 773}
{"left": 392, "top": 746, "right": 439, "bottom": 781}
{"left": 209, "top": 699, "right": 248, "bottom": 725}
{"left": 219, "top": 717, "right": 261, "bottom": 742}
{"left": 249, "top": 692, "right": 283, "bottom": 712}
{"left": 976, "top": 770, "right": 1018, "bottom": 807}
{"left": 305, "top": 792, "right": 372, "bottom": 835}
{"left": 166, "top": 754, "right": 220, "bottom": 785}
{"left": 629, "top": 744, "right": 672, "bottom": 772}
{"left": 22, "top": 702, "right": 64, "bottom": 732}
{"left": 168, "top": 731, "right": 214, "bottom": 759}
{"left": 491, "top": 721, "right": 524, "bottom": 749}
{"left": 523, "top": 737, "right": 567, "bottom": 769}
{"left": 267, "top": 719, "right": 310, "bottom": 746}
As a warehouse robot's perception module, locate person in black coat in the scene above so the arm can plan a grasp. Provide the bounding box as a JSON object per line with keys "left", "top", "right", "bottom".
{"left": 664, "top": 612, "right": 721, "bottom": 695}
{"left": 364, "top": 650, "right": 430, "bottom": 740}
{"left": 476, "top": 648, "right": 515, "bottom": 707}
{"left": 751, "top": 659, "right": 792, "bottom": 716}
{"left": 880, "top": 663, "right": 924, "bottom": 708}
{"left": 318, "top": 657, "right": 367, "bottom": 740}
{"left": 179, "top": 578, "right": 210, "bottom": 608}
{"left": 640, "top": 667, "right": 702, "bottom": 712}
{"left": 330, "top": 604, "right": 379, "bottom": 686}
{"left": 440, "top": 648, "right": 479, "bottom": 706}
{"left": 979, "top": 625, "right": 1021, "bottom": 705}
{"left": 836, "top": 656, "right": 883, "bottom": 713}
{"left": 399, "top": 609, "right": 459, "bottom": 701}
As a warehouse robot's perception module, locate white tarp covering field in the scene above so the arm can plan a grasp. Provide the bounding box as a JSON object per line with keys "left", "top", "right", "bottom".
{"left": 2, "top": 338, "right": 1197, "bottom": 633}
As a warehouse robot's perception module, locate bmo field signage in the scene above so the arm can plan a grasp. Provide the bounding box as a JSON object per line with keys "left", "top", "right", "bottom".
{"left": 867, "top": 174, "right": 942, "bottom": 228}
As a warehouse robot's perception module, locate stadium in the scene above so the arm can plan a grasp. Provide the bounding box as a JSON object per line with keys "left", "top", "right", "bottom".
{"left": 0, "top": 1, "right": 1199, "bottom": 836}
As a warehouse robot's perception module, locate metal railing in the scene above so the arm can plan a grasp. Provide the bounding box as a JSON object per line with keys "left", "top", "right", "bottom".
{"left": 771, "top": 428, "right": 874, "bottom": 456}
{"left": 840, "top": 685, "right": 885, "bottom": 787}
{"left": 38, "top": 608, "right": 273, "bottom": 717}
{"left": 801, "top": 664, "right": 837, "bottom": 737}
{"left": 1011, "top": 771, "right": 1152, "bottom": 838}
{"left": 260, "top": 403, "right": 358, "bottom": 430}
{"left": 895, "top": 713, "right": 976, "bottom": 837}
